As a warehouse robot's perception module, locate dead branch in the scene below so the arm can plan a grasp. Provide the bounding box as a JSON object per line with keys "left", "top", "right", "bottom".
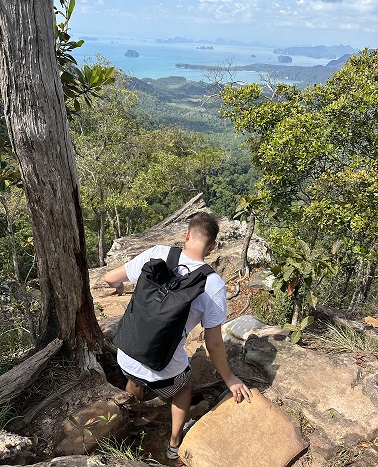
{"left": 238, "top": 292, "right": 253, "bottom": 315}
{"left": 0, "top": 338, "right": 63, "bottom": 404}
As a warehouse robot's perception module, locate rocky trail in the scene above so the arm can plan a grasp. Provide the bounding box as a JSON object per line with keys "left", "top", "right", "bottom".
{"left": 2, "top": 196, "right": 377, "bottom": 467}
{"left": 89, "top": 266, "right": 378, "bottom": 467}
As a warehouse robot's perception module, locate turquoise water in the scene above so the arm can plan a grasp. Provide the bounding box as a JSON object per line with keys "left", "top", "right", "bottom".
{"left": 71, "top": 35, "right": 332, "bottom": 84}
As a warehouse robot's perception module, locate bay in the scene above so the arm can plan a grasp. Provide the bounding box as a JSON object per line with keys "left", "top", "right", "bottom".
{"left": 71, "top": 34, "right": 331, "bottom": 84}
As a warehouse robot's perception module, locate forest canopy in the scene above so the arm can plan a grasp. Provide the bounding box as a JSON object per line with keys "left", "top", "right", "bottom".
{"left": 220, "top": 48, "right": 378, "bottom": 313}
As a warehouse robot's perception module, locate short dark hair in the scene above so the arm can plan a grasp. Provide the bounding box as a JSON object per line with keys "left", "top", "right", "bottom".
{"left": 188, "top": 212, "right": 219, "bottom": 245}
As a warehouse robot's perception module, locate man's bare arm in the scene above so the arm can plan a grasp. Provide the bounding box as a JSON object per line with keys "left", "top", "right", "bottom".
{"left": 104, "top": 265, "right": 129, "bottom": 295}
{"left": 204, "top": 325, "right": 252, "bottom": 403}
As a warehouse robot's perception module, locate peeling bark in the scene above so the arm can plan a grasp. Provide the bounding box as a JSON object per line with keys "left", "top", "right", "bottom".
{"left": 0, "top": 0, "right": 103, "bottom": 361}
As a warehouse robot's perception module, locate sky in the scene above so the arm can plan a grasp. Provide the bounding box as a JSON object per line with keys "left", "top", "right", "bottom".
{"left": 68, "top": 0, "right": 378, "bottom": 49}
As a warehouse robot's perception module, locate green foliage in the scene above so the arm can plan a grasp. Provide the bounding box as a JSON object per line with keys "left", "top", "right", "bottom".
{"left": 130, "top": 76, "right": 260, "bottom": 218}
{"left": 249, "top": 289, "right": 293, "bottom": 326}
{"left": 0, "top": 197, "right": 35, "bottom": 281}
{"left": 283, "top": 315, "right": 315, "bottom": 344}
{"left": 54, "top": 0, "right": 115, "bottom": 118}
{"left": 70, "top": 70, "right": 227, "bottom": 264}
{"left": 0, "top": 315, "right": 34, "bottom": 376}
{"left": 220, "top": 49, "right": 378, "bottom": 308}
{"left": 0, "top": 153, "right": 22, "bottom": 192}
{"left": 97, "top": 432, "right": 154, "bottom": 462}
{"left": 271, "top": 239, "right": 338, "bottom": 308}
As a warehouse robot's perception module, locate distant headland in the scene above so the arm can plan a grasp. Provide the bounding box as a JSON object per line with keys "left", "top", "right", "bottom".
{"left": 175, "top": 54, "right": 352, "bottom": 85}
{"left": 155, "top": 36, "right": 265, "bottom": 47}
{"left": 154, "top": 38, "right": 358, "bottom": 59}
{"left": 273, "top": 44, "right": 356, "bottom": 59}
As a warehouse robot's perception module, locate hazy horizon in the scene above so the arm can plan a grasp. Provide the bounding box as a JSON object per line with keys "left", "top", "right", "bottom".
{"left": 67, "top": 1, "right": 377, "bottom": 51}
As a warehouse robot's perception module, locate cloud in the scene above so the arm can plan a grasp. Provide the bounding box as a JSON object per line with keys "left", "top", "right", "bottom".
{"left": 68, "top": 0, "right": 377, "bottom": 48}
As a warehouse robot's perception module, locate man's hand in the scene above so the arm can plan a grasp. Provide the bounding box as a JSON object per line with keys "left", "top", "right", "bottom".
{"left": 115, "top": 283, "right": 124, "bottom": 296}
{"left": 225, "top": 375, "right": 253, "bottom": 403}
{"left": 104, "top": 266, "right": 129, "bottom": 296}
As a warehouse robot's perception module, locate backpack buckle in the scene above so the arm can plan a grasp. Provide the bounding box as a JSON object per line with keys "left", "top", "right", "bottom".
{"left": 155, "top": 286, "right": 168, "bottom": 302}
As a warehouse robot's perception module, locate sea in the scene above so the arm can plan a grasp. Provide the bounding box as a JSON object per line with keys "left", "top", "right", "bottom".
{"left": 70, "top": 34, "right": 332, "bottom": 84}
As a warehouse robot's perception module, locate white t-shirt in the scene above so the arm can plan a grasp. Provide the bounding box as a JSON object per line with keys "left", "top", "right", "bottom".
{"left": 117, "top": 245, "right": 226, "bottom": 381}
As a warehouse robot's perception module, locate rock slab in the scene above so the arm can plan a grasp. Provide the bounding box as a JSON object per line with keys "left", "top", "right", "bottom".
{"left": 178, "top": 389, "right": 308, "bottom": 467}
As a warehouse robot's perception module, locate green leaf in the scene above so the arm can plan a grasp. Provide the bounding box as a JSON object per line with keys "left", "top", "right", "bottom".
{"left": 105, "top": 67, "right": 115, "bottom": 80}
{"left": 303, "top": 276, "right": 313, "bottom": 288}
{"left": 270, "top": 265, "right": 282, "bottom": 275}
{"left": 282, "top": 265, "right": 295, "bottom": 282}
{"left": 299, "top": 315, "right": 315, "bottom": 330}
{"left": 74, "top": 99, "right": 81, "bottom": 112}
{"left": 283, "top": 323, "right": 296, "bottom": 331}
{"left": 60, "top": 70, "right": 76, "bottom": 83}
{"left": 64, "top": 88, "right": 78, "bottom": 98}
{"left": 272, "top": 278, "right": 284, "bottom": 296}
{"left": 290, "top": 330, "right": 302, "bottom": 344}
{"left": 305, "top": 290, "right": 318, "bottom": 308}
{"left": 83, "top": 428, "right": 92, "bottom": 436}
{"left": 68, "top": 415, "right": 77, "bottom": 426}
{"left": 67, "top": 0, "right": 76, "bottom": 20}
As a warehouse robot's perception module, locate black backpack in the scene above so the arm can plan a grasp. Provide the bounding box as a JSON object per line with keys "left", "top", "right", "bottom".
{"left": 113, "top": 246, "right": 214, "bottom": 371}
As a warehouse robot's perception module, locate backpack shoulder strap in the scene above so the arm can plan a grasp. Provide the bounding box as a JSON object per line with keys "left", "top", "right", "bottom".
{"left": 167, "top": 246, "right": 214, "bottom": 276}
{"left": 166, "top": 246, "right": 182, "bottom": 270}
{"left": 196, "top": 264, "right": 214, "bottom": 276}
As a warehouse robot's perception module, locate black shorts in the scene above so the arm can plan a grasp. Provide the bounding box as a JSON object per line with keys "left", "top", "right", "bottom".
{"left": 122, "top": 365, "right": 192, "bottom": 399}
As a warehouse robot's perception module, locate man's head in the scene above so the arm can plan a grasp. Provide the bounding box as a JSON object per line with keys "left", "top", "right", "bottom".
{"left": 186, "top": 212, "right": 219, "bottom": 250}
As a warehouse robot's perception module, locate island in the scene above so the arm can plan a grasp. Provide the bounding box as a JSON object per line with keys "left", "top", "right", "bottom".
{"left": 156, "top": 37, "right": 194, "bottom": 44}
{"left": 273, "top": 45, "right": 355, "bottom": 59}
{"left": 278, "top": 55, "right": 293, "bottom": 63}
{"left": 125, "top": 50, "right": 139, "bottom": 57}
{"left": 196, "top": 46, "right": 214, "bottom": 50}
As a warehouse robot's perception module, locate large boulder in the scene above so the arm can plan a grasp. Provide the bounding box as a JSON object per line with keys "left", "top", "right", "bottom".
{"left": 243, "top": 326, "right": 378, "bottom": 462}
{"left": 55, "top": 398, "right": 131, "bottom": 456}
{"left": 178, "top": 390, "right": 309, "bottom": 467}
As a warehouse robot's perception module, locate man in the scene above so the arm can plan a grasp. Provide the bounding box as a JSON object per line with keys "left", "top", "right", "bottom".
{"left": 104, "top": 212, "right": 252, "bottom": 460}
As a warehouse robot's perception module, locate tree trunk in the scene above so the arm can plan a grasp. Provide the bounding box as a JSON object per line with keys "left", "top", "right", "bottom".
{"left": 115, "top": 206, "right": 121, "bottom": 238}
{"left": 107, "top": 209, "right": 121, "bottom": 240}
{"left": 290, "top": 285, "right": 303, "bottom": 327}
{"left": 0, "top": 1, "right": 103, "bottom": 362}
{"left": 98, "top": 211, "right": 106, "bottom": 267}
{"left": 0, "top": 194, "right": 20, "bottom": 281}
{"left": 348, "top": 257, "right": 376, "bottom": 314}
{"left": 240, "top": 211, "right": 255, "bottom": 276}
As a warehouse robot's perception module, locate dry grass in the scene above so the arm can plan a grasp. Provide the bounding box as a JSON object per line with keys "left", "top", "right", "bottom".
{"left": 304, "top": 322, "right": 378, "bottom": 357}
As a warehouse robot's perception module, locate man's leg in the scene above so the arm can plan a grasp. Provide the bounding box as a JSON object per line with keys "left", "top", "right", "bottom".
{"left": 126, "top": 379, "right": 144, "bottom": 401}
{"left": 169, "top": 380, "right": 192, "bottom": 447}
